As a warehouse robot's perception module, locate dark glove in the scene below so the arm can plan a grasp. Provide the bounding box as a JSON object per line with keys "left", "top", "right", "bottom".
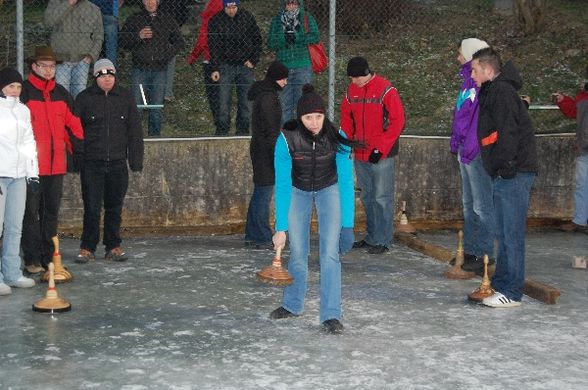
{"left": 368, "top": 148, "right": 382, "bottom": 164}
{"left": 285, "top": 30, "right": 296, "bottom": 44}
{"left": 27, "top": 177, "right": 40, "bottom": 194}
{"left": 339, "top": 227, "right": 355, "bottom": 254}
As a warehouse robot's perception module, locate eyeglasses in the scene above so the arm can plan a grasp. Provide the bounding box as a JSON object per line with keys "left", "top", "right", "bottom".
{"left": 35, "top": 63, "right": 56, "bottom": 70}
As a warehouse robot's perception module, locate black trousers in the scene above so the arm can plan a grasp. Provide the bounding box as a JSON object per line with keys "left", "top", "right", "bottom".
{"left": 80, "top": 160, "right": 129, "bottom": 252}
{"left": 202, "top": 62, "right": 220, "bottom": 131}
{"left": 21, "top": 174, "right": 64, "bottom": 267}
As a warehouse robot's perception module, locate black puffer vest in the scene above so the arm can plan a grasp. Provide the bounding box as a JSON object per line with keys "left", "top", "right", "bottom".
{"left": 282, "top": 120, "right": 338, "bottom": 192}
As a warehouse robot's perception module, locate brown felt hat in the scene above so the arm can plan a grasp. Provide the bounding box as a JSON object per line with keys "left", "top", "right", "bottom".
{"left": 26, "top": 46, "right": 62, "bottom": 64}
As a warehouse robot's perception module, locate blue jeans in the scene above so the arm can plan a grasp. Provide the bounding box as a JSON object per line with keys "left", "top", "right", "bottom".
{"left": 283, "top": 185, "right": 342, "bottom": 323}
{"left": 165, "top": 56, "right": 176, "bottom": 100}
{"left": 355, "top": 157, "right": 395, "bottom": 247}
{"left": 56, "top": 60, "right": 90, "bottom": 98}
{"left": 0, "top": 178, "right": 27, "bottom": 284}
{"left": 244, "top": 185, "right": 273, "bottom": 244}
{"left": 459, "top": 153, "right": 495, "bottom": 257}
{"left": 132, "top": 67, "right": 166, "bottom": 136}
{"left": 279, "top": 66, "right": 313, "bottom": 123}
{"left": 217, "top": 63, "right": 254, "bottom": 135}
{"left": 492, "top": 172, "right": 535, "bottom": 301}
{"left": 103, "top": 15, "right": 119, "bottom": 67}
{"left": 572, "top": 154, "right": 588, "bottom": 226}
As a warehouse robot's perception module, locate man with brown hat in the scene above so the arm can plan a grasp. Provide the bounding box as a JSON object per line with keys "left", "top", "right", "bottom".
{"left": 20, "top": 46, "right": 85, "bottom": 272}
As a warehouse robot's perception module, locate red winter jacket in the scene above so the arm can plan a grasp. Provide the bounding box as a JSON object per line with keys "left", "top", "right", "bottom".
{"left": 187, "top": 0, "right": 223, "bottom": 64}
{"left": 340, "top": 74, "right": 405, "bottom": 162}
{"left": 21, "top": 72, "right": 84, "bottom": 176}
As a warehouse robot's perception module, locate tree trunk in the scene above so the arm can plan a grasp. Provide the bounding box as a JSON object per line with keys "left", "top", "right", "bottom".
{"left": 514, "top": 0, "right": 546, "bottom": 35}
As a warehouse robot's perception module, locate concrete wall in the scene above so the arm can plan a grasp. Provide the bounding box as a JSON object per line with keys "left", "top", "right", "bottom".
{"left": 59, "top": 134, "right": 576, "bottom": 233}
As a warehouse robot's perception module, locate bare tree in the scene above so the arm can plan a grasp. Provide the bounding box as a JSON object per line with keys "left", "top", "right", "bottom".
{"left": 515, "top": 0, "right": 545, "bottom": 35}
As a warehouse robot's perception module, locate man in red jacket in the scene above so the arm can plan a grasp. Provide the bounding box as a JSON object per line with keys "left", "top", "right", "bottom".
{"left": 340, "top": 57, "right": 405, "bottom": 255}
{"left": 20, "top": 46, "right": 84, "bottom": 272}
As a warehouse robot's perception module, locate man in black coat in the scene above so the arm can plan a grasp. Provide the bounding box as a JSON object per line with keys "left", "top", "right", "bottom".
{"left": 74, "top": 59, "right": 144, "bottom": 263}
{"left": 244, "top": 61, "right": 289, "bottom": 248}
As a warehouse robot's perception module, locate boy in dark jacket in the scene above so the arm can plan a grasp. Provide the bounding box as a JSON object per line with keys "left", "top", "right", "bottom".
{"left": 74, "top": 59, "right": 144, "bottom": 263}
{"left": 471, "top": 47, "right": 538, "bottom": 308}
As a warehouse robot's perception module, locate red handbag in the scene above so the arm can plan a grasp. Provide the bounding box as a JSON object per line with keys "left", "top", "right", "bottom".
{"left": 304, "top": 14, "right": 328, "bottom": 74}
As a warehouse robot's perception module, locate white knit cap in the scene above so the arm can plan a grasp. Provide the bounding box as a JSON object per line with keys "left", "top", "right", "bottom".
{"left": 93, "top": 58, "right": 116, "bottom": 77}
{"left": 460, "top": 38, "right": 490, "bottom": 62}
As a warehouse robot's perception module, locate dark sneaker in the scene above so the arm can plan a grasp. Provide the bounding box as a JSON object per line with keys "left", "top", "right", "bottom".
{"left": 322, "top": 319, "right": 344, "bottom": 334}
{"left": 449, "top": 253, "right": 476, "bottom": 266}
{"left": 461, "top": 256, "right": 495, "bottom": 272}
{"left": 75, "top": 249, "right": 96, "bottom": 264}
{"left": 352, "top": 239, "right": 374, "bottom": 249}
{"left": 105, "top": 247, "right": 128, "bottom": 262}
{"left": 368, "top": 245, "right": 389, "bottom": 255}
{"left": 269, "top": 306, "right": 297, "bottom": 319}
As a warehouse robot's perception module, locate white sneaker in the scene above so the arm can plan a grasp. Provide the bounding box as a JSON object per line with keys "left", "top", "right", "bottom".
{"left": 0, "top": 283, "right": 12, "bottom": 296}
{"left": 482, "top": 292, "right": 522, "bottom": 308}
{"left": 7, "top": 276, "right": 36, "bottom": 288}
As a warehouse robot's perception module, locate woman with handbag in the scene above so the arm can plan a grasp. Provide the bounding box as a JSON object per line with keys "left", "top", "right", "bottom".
{"left": 267, "top": 0, "right": 322, "bottom": 123}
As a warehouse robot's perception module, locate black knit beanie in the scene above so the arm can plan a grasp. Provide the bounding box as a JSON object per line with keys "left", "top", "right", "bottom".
{"left": 0, "top": 68, "right": 24, "bottom": 91}
{"left": 265, "top": 61, "right": 289, "bottom": 81}
{"left": 297, "top": 84, "right": 325, "bottom": 118}
{"left": 347, "top": 56, "right": 371, "bottom": 77}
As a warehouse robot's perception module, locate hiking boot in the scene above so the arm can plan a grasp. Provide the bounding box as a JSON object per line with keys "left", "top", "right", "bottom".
{"left": 25, "top": 264, "right": 45, "bottom": 274}
{"left": 75, "top": 249, "right": 96, "bottom": 264}
{"left": 462, "top": 256, "right": 495, "bottom": 272}
{"left": 482, "top": 292, "right": 521, "bottom": 308}
{"left": 6, "top": 276, "right": 35, "bottom": 288}
{"left": 449, "top": 253, "right": 476, "bottom": 266}
{"left": 105, "top": 247, "right": 128, "bottom": 262}
{"left": 269, "top": 306, "right": 297, "bottom": 319}
{"left": 322, "top": 319, "right": 344, "bottom": 334}
{"left": 0, "top": 283, "right": 12, "bottom": 296}
{"left": 368, "top": 245, "right": 389, "bottom": 255}
{"left": 352, "top": 240, "right": 374, "bottom": 249}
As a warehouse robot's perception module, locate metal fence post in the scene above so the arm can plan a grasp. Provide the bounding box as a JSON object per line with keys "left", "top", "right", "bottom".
{"left": 327, "top": 0, "right": 336, "bottom": 122}
{"left": 16, "top": 0, "right": 24, "bottom": 75}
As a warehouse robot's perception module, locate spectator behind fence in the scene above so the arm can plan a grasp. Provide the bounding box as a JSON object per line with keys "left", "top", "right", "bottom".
{"left": 89, "top": 0, "right": 124, "bottom": 67}
{"left": 449, "top": 38, "right": 496, "bottom": 273}
{"left": 340, "top": 57, "right": 405, "bottom": 255}
{"left": 21, "top": 46, "right": 85, "bottom": 272}
{"left": 187, "top": 0, "right": 223, "bottom": 132}
{"left": 120, "top": 0, "right": 184, "bottom": 137}
{"left": 244, "top": 61, "right": 289, "bottom": 249}
{"left": 44, "top": 0, "right": 104, "bottom": 99}
{"left": 553, "top": 65, "right": 588, "bottom": 233}
{"left": 208, "top": 0, "right": 262, "bottom": 136}
{"left": 0, "top": 68, "right": 39, "bottom": 294}
{"left": 74, "top": 59, "right": 144, "bottom": 264}
{"left": 268, "top": 0, "right": 320, "bottom": 123}
{"left": 471, "top": 47, "right": 538, "bottom": 308}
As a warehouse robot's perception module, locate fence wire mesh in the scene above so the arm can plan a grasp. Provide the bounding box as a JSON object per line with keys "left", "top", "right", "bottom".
{"left": 1, "top": 0, "right": 586, "bottom": 137}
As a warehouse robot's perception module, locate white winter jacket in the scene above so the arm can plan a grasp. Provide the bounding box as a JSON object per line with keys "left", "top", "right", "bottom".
{"left": 0, "top": 96, "right": 39, "bottom": 179}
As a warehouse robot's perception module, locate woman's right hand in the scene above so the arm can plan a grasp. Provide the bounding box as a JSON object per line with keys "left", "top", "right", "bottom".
{"left": 273, "top": 231, "right": 287, "bottom": 251}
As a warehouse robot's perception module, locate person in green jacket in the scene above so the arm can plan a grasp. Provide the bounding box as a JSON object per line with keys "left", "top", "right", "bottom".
{"left": 268, "top": 0, "right": 320, "bottom": 123}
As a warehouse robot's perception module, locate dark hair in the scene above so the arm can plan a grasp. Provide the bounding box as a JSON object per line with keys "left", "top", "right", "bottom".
{"left": 472, "top": 47, "right": 502, "bottom": 73}
{"left": 297, "top": 116, "right": 361, "bottom": 152}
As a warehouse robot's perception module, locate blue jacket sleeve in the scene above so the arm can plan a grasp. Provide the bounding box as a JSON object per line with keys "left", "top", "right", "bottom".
{"left": 274, "top": 133, "right": 292, "bottom": 232}
{"left": 337, "top": 130, "right": 355, "bottom": 228}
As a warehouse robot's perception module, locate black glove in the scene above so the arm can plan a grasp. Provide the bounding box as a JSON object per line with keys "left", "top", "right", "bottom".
{"left": 285, "top": 30, "right": 296, "bottom": 44}
{"left": 368, "top": 148, "right": 382, "bottom": 164}
{"left": 27, "top": 177, "right": 40, "bottom": 194}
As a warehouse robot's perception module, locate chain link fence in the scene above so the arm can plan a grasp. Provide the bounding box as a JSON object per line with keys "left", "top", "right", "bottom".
{"left": 1, "top": 0, "right": 586, "bottom": 137}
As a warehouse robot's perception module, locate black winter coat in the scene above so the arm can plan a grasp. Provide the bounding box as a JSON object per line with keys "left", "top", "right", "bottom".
{"left": 477, "top": 61, "right": 538, "bottom": 178}
{"left": 247, "top": 79, "right": 282, "bottom": 186}
{"left": 74, "top": 83, "right": 144, "bottom": 171}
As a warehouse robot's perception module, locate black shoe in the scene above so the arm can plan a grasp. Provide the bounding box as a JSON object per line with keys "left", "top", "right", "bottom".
{"left": 461, "top": 256, "right": 495, "bottom": 272}
{"left": 322, "top": 319, "right": 344, "bottom": 334}
{"left": 368, "top": 245, "right": 389, "bottom": 254}
{"left": 449, "top": 253, "right": 476, "bottom": 266}
{"left": 269, "top": 307, "right": 297, "bottom": 319}
{"left": 352, "top": 240, "right": 374, "bottom": 249}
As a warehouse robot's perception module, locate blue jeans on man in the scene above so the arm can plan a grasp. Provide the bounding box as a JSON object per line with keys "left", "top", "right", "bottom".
{"left": 282, "top": 185, "right": 342, "bottom": 323}
{"left": 459, "top": 153, "right": 495, "bottom": 258}
{"left": 132, "top": 67, "right": 166, "bottom": 136}
{"left": 354, "top": 157, "right": 395, "bottom": 248}
{"left": 217, "top": 63, "right": 254, "bottom": 136}
{"left": 572, "top": 154, "right": 588, "bottom": 226}
{"left": 492, "top": 172, "right": 535, "bottom": 301}
{"left": 279, "top": 66, "right": 313, "bottom": 123}
{"left": 244, "top": 185, "right": 273, "bottom": 246}
{"left": 56, "top": 60, "right": 90, "bottom": 99}
{"left": 0, "top": 178, "right": 27, "bottom": 284}
{"left": 102, "top": 15, "right": 119, "bottom": 67}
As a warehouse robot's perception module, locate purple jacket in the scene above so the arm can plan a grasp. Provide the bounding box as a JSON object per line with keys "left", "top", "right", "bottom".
{"left": 450, "top": 61, "right": 481, "bottom": 164}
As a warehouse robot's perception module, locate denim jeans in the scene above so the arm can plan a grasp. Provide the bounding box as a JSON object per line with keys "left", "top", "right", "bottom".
{"left": 217, "top": 63, "right": 254, "bottom": 136}
{"left": 80, "top": 160, "right": 129, "bottom": 252}
{"left": 0, "top": 178, "right": 27, "bottom": 284}
{"left": 279, "top": 66, "right": 313, "bottom": 123}
{"left": 572, "top": 154, "right": 588, "bottom": 226}
{"left": 103, "top": 15, "right": 119, "bottom": 67}
{"left": 21, "top": 175, "right": 64, "bottom": 267}
{"left": 282, "top": 184, "right": 342, "bottom": 323}
{"left": 459, "top": 153, "right": 495, "bottom": 257}
{"left": 165, "top": 56, "right": 176, "bottom": 100}
{"left": 244, "top": 185, "right": 273, "bottom": 244}
{"left": 492, "top": 172, "right": 535, "bottom": 301}
{"left": 132, "top": 67, "right": 166, "bottom": 136}
{"left": 56, "top": 60, "right": 90, "bottom": 98}
{"left": 202, "top": 62, "right": 220, "bottom": 130}
{"left": 354, "top": 157, "right": 395, "bottom": 248}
